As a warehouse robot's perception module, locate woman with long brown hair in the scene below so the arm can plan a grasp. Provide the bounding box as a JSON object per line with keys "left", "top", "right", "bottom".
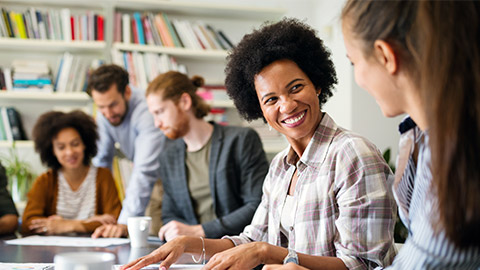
{"left": 340, "top": 0, "right": 480, "bottom": 268}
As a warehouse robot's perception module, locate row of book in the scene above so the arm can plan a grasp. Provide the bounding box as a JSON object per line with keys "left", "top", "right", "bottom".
{"left": 112, "top": 49, "right": 187, "bottom": 91}
{"left": 55, "top": 52, "right": 104, "bottom": 92}
{"left": 0, "top": 107, "right": 27, "bottom": 141}
{"left": 0, "top": 7, "right": 104, "bottom": 41}
{"left": 113, "top": 12, "right": 234, "bottom": 51}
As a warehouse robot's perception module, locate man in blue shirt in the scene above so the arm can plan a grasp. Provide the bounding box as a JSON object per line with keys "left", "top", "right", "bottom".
{"left": 87, "top": 65, "right": 165, "bottom": 238}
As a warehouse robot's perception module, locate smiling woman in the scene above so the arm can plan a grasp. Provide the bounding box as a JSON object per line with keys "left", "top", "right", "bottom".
{"left": 120, "top": 18, "right": 397, "bottom": 270}
{"left": 21, "top": 110, "right": 122, "bottom": 236}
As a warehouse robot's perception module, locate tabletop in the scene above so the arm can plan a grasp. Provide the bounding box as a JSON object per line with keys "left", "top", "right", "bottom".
{"left": 0, "top": 234, "right": 193, "bottom": 265}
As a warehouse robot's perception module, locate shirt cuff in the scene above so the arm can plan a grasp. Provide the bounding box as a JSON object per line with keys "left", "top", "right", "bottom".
{"left": 338, "top": 254, "right": 365, "bottom": 270}
{"left": 221, "top": 235, "right": 251, "bottom": 246}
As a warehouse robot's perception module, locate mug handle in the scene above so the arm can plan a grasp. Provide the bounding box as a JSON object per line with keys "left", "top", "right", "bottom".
{"left": 140, "top": 220, "right": 148, "bottom": 231}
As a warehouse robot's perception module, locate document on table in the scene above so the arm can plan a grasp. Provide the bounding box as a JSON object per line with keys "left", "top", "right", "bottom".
{"left": 5, "top": 235, "right": 130, "bottom": 247}
{"left": 0, "top": 263, "right": 53, "bottom": 270}
{"left": 114, "top": 264, "right": 203, "bottom": 270}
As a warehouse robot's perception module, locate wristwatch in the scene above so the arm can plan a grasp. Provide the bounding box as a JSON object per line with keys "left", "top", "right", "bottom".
{"left": 283, "top": 248, "right": 299, "bottom": 264}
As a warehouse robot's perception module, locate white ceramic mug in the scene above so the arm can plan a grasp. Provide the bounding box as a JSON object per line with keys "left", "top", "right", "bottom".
{"left": 54, "top": 251, "right": 115, "bottom": 270}
{"left": 127, "top": 216, "right": 152, "bottom": 248}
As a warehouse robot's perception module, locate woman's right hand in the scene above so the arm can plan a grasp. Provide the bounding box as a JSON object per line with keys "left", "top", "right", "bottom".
{"left": 120, "top": 236, "right": 188, "bottom": 270}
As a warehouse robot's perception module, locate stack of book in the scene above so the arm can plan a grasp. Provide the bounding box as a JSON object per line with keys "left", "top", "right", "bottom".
{"left": 55, "top": 52, "right": 104, "bottom": 92}
{"left": 0, "top": 107, "right": 27, "bottom": 141}
{"left": 0, "top": 7, "right": 104, "bottom": 41}
{"left": 111, "top": 49, "right": 186, "bottom": 91}
{"left": 11, "top": 60, "right": 53, "bottom": 92}
{"left": 114, "top": 11, "right": 234, "bottom": 50}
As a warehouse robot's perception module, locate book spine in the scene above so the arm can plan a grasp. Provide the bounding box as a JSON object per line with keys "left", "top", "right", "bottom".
{"left": 6, "top": 107, "right": 27, "bottom": 140}
{"left": 97, "top": 14, "right": 104, "bottom": 41}
{"left": 122, "top": 13, "right": 131, "bottom": 44}
{"left": 133, "top": 12, "right": 145, "bottom": 45}
{"left": 0, "top": 107, "right": 13, "bottom": 141}
{"left": 60, "top": 8, "right": 71, "bottom": 41}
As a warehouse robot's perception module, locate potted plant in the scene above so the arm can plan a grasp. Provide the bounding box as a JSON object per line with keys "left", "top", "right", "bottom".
{"left": 0, "top": 141, "right": 35, "bottom": 203}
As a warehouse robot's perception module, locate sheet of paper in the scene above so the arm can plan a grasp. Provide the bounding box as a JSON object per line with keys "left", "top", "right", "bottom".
{"left": 114, "top": 264, "right": 203, "bottom": 270}
{"left": 0, "top": 263, "right": 54, "bottom": 270}
{"left": 5, "top": 236, "right": 130, "bottom": 247}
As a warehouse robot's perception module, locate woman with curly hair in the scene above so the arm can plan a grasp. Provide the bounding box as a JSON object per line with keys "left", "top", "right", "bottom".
{"left": 21, "top": 110, "right": 121, "bottom": 235}
{"left": 121, "top": 18, "right": 396, "bottom": 270}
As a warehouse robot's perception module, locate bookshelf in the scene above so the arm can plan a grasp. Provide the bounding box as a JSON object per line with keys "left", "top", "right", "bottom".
{"left": 0, "top": 0, "right": 288, "bottom": 176}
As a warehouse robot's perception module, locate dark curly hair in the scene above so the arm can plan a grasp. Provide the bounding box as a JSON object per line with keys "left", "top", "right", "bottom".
{"left": 86, "top": 64, "right": 129, "bottom": 96}
{"left": 225, "top": 18, "right": 337, "bottom": 121}
{"left": 32, "top": 110, "right": 98, "bottom": 170}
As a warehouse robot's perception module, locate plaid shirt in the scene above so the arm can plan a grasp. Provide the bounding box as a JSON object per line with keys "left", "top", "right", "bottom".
{"left": 224, "top": 113, "right": 397, "bottom": 269}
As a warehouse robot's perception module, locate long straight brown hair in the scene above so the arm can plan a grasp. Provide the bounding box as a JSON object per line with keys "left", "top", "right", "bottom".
{"left": 342, "top": 0, "right": 480, "bottom": 248}
{"left": 415, "top": 1, "right": 480, "bottom": 248}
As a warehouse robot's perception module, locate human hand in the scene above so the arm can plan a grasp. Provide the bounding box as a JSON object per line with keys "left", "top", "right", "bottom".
{"left": 91, "top": 224, "right": 127, "bottom": 238}
{"left": 120, "top": 236, "right": 188, "bottom": 270}
{"left": 263, "top": 263, "right": 308, "bottom": 270}
{"left": 29, "top": 216, "right": 76, "bottom": 235}
{"left": 158, "top": 221, "right": 205, "bottom": 242}
{"left": 203, "top": 241, "right": 267, "bottom": 270}
{"left": 86, "top": 214, "right": 117, "bottom": 225}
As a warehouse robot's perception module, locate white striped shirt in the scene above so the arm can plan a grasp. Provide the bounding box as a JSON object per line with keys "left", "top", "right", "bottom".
{"left": 388, "top": 117, "right": 480, "bottom": 269}
{"left": 56, "top": 166, "right": 97, "bottom": 220}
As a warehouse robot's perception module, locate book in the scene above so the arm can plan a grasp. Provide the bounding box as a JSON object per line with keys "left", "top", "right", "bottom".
{"left": 37, "top": 11, "right": 47, "bottom": 40}
{"left": 142, "top": 15, "right": 154, "bottom": 45}
{"left": 2, "top": 8, "right": 13, "bottom": 37}
{"left": 162, "top": 13, "right": 182, "bottom": 48}
{"left": 113, "top": 12, "right": 122, "bottom": 43}
{"left": 6, "top": 107, "right": 27, "bottom": 140}
{"left": 97, "top": 15, "right": 104, "bottom": 41}
{"left": 0, "top": 68, "right": 6, "bottom": 90}
{"left": 217, "top": 30, "right": 234, "bottom": 49}
{"left": 133, "top": 12, "right": 145, "bottom": 45}
{"left": 60, "top": 8, "right": 71, "bottom": 41}
{"left": 122, "top": 13, "right": 131, "bottom": 44}
{"left": 146, "top": 13, "right": 162, "bottom": 46}
{"left": 3, "top": 68, "right": 12, "bottom": 91}
{"left": 0, "top": 107, "right": 13, "bottom": 141}
{"left": 0, "top": 110, "right": 7, "bottom": 140}
{"left": 131, "top": 17, "right": 138, "bottom": 44}
{"left": 29, "top": 8, "right": 39, "bottom": 39}
{"left": 154, "top": 13, "right": 174, "bottom": 47}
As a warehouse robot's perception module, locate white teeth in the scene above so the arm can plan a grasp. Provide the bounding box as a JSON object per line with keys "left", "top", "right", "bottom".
{"left": 284, "top": 111, "right": 305, "bottom": 124}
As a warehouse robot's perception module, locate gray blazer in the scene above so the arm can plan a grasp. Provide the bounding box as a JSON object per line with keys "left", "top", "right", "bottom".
{"left": 158, "top": 122, "right": 269, "bottom": 238}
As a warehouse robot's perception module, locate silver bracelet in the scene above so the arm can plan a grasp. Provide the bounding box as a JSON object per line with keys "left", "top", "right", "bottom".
{"left": 191, "top": 236, "right": 206, "bottom": 265}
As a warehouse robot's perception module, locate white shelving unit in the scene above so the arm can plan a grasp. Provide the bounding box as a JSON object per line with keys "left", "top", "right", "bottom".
{"left": 0, "top": 0, "right": 288, "bottom": 171}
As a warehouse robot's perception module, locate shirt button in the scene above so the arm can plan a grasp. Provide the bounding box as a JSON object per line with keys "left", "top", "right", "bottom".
{"left": 290, "top": 226, "right": 294, "bottom": 231}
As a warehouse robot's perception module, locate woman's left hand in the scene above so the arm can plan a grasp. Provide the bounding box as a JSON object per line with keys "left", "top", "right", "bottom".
{"left": 203, "top": 242, "right": 268, "bottom": 270}
{"left": 29, "top": 215, "right": 78, "bottom": 235}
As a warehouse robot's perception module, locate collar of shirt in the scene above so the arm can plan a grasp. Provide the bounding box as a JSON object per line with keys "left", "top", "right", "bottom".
{"left": 282, "top": 112, "right": 337, "bottom": 173}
